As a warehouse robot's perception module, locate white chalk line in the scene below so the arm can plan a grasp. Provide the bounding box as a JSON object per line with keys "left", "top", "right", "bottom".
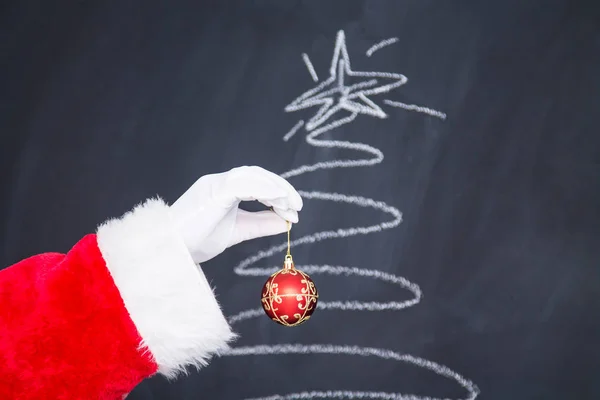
{"left": 384, "top": 100, "right": 446, "bottom": 120}
{"left": 366, "top": 37, "right": 399, "bottom": 57}
{"left": 242, "top": 392, "right": 462, "bottom": 400}
{"left": 302, "top": 53, "right": 319, "bottom": 82}
{"left": 222, "top": 29, "right": 478, "bottom": 400}
{"left": 283, "top": 120, "right": 305, "bottom": 141}
{"left": 226, "top": 345, "right": 478, "bottom": 400}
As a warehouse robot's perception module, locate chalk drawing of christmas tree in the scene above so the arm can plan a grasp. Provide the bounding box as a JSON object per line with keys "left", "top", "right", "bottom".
{"left": 222, "top": 30, "right": 480, "bottom": 400}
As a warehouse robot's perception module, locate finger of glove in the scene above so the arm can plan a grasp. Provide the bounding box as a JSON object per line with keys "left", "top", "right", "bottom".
{"left": 252, "top": 167, "right": 303, "bottom": 211}
{"left": 270, "top": 206, "right": 298, "bottom": 223}
{"left": 230, "top": 166, "right": 303, "bottom": 211}
{"left": 228, "top": 209, "right": 292, "bottom": 247}
{"left": 227, "top": 172, "right": 290, "bottom": 204}
{"left": 257, "top": 198, "right": 298, "bottom": 213}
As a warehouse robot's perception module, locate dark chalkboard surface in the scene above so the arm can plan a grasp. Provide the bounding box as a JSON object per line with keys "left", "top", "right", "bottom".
{"left": 2, "top": 1, "right": 599, "bottom": 399}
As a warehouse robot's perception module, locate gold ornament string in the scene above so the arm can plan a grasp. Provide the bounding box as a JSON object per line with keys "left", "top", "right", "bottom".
{"left": 270, "top": 207, "right": 293, "bottom": 263}
{"left": 286, "top": 220, "right": 291, "bottom": 257}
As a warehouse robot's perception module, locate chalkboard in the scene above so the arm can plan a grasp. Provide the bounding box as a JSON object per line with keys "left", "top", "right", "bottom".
{"left": 1, "top": 1, "right": 599, "bottom": 399}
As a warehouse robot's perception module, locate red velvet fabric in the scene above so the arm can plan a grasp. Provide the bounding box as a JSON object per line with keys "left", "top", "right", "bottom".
{"left": 0, "top": 234, "right": 158, "bottom": 399}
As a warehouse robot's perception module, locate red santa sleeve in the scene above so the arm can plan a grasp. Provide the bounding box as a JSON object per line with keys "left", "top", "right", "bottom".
{"left": 0, "top": 198, "right": 236, "bottom": 400}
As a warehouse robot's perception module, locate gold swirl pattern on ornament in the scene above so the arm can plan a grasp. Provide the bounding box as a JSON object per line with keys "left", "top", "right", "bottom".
{"left": 260, "top": 284, "right": 279, "bottom": 312}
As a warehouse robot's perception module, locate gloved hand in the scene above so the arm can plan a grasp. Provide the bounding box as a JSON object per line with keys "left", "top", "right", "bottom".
{"left": 169, "top": 165, "right": 303, "bottom": 264}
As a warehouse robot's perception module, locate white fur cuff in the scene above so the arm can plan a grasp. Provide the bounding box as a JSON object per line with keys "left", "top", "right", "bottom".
{"left": 96, "top": 197, "right": 236, "bottom": 379}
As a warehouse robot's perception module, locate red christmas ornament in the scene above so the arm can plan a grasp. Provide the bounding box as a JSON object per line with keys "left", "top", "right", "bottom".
{"left": 261, "top": 254, "right": 318, "bottom": 326}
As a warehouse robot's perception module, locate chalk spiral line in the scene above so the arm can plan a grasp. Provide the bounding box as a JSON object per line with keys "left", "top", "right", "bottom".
{"left": 221, "top": 30, "right": 479, "bottom": 400}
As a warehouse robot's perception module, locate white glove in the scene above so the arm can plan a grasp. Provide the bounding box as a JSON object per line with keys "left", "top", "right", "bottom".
{"left": 169, "top": 165, "right": 303, "bottom": 264}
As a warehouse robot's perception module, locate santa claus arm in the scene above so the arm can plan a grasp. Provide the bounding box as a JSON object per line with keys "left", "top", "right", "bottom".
{"left": 0, "top": 198, "right": 236, "bottom": 400}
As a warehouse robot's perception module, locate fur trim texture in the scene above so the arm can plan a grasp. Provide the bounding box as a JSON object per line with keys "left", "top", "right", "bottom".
{"left": 96, "top": 197, "right": 237, "bottom": 379}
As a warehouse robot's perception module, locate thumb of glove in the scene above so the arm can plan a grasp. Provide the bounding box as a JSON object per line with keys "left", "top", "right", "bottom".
{"left": 228, "top": 209, "right": 292, "bottom": 248}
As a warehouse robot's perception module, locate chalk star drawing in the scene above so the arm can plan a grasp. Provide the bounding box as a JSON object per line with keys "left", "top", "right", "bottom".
{"left": 286, "top": 31, "right": 407, "bottom": 131}
{"left": 283, "top": 30, "right": 445, "bottom": 142}
{"left": 222, "top": 30, "right": 480, "bottom": 400}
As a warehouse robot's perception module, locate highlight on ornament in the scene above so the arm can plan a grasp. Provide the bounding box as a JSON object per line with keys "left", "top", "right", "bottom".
{"left": 260, "top": 220, "right": 318, "bottom": 326}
